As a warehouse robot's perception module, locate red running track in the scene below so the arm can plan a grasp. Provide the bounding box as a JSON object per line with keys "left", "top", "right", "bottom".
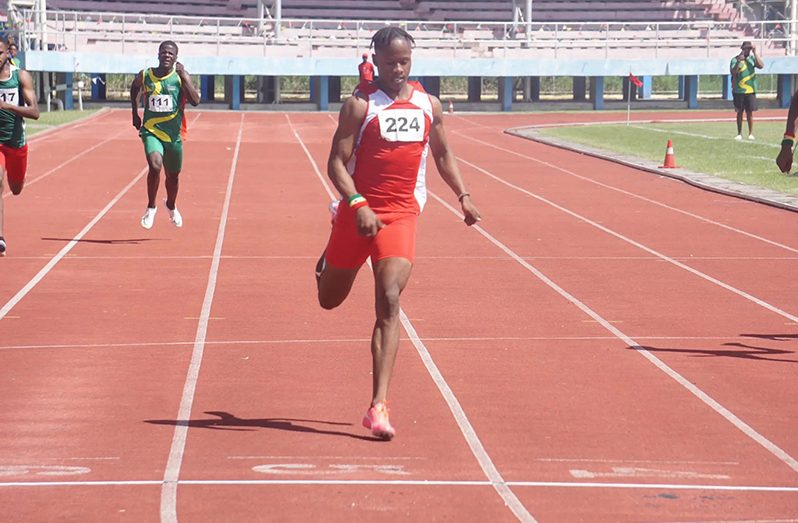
{"left": 0, "top": 109, "right": 796, "bottom": 522}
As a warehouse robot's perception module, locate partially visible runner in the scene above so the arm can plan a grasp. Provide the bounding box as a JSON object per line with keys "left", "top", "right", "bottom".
{"left": 358, "top": 53, "right": 374, "bottom": 86}
{"left": 315, "top": 26, "right": 481, "bottom": 440}
{"left": 7, "top": 42, "right": 19, "bottom": 68}
{"left": 130, "top": 40, "right": 200, "bottom": 229}
{"left": 776, "top": 87, "right": 798, "bottom": 173}
{"left": 0, "top": 34, "right": 40, "bottom": 257}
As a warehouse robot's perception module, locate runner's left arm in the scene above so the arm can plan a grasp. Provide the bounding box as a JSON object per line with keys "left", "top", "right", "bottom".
{"left": 428, "top": 96, "right": 481, "bottom": 226}
{"left": 752, "top": 46, "right": 764, "bottom": 69}
{"left": 176, "top": 62, "right": 200, "bottom": 106}
{"left": 0, "top": 69, "right": 39, "bottom": 120}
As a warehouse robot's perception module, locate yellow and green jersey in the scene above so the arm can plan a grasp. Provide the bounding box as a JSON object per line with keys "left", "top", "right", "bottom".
{"left": 731, "top": 55, "right": 758, "bottom": 94}
{"left": 0, "top": 66, "right": 26, "bottom": 147}
{"left": 140, "top": 67, "right": 186, "bottom": 143}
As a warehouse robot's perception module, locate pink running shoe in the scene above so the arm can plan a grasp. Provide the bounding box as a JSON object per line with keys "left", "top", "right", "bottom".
{"left": 362, "top": 402, "right": 395, "bottom": 440}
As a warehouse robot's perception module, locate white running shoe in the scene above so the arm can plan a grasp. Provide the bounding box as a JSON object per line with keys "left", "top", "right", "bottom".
{"left": 748, "top": 134, "right": 755, "bottom": 141}
{"left": 168, "top": 206, "right": 183, "bottom": 228}
{"left": 734, "top": 134, "right": 743, "bottom": 141}
{"left": 141, "top": 207, "right": 157, "bottom": 229}
{"left": 0, "top": 237, "right": 6, "bottom": 257}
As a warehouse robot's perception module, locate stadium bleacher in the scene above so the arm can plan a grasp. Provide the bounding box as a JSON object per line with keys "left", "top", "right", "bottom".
{"left": 44, "top": 0, "right": 739, "bottom": 23}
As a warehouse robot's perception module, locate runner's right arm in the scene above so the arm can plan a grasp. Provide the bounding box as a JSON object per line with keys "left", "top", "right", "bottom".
{"left": 130, "top": 70, "right": 143, "bottom": 130}
{"left": 327, "top": 94, "right": 383, "bottom": 237}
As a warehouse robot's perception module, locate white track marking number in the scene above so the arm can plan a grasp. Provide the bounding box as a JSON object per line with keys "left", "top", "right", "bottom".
{"left": 379, "top": 109, "right": 424, "bottom": 142}
{"left": 252, "top": 463, "right": 410, "bottom": 476}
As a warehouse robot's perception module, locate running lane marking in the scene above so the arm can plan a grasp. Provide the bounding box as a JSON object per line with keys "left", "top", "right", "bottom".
{"left": 456, "top": 156, "right": 798, "bottom": 323}
{"left": 286, "top": 115, "right": 537, "bottom": 523}
{"left": 0, "top": 166, "right": 148, "bottom": 321}
{"left": 454, "top": 132, "right": 798, "bottom": 255}
{"left": 160, "top": 113, "right": 245, "bottom": 523}
{"left": 429, "top": 191, "right": 798, "bottom": 475}
{"left": 2, "top": 126, "right": 131, "bottom": 198}
{"left": 2, "top": 478, "right": 798, "bottom": 492}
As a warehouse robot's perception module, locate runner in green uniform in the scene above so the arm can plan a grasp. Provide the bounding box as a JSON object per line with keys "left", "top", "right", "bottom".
{"left": 730, "top": 41, "right": 764, "bottom": 141}
{"left": 0, "top": 35, "right": 40, "bottom": 257}
{"left": 130, "top": 41, "right": 200, "bottom": 229}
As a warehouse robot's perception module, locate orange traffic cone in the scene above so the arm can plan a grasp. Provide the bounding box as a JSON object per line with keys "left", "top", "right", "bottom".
{"left": 660, "top": 139, "right": 678, "bottom": 168}
{"left": 448, "top": 100, "right": 454, "bottom": 114}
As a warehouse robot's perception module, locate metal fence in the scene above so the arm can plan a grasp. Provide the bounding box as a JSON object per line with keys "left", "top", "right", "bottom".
{"left": 17, "top": 10, "right": 797, "bottom": 59}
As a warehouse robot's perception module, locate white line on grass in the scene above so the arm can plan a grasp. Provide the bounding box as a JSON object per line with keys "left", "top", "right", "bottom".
{"left": 629, "top": 124, "right": 782, "bottom": 148}
{"left": 286, "top": 115, "right": 536, "bottom": 523}
{"left": 160, "top": 113, "right": 245, "bottom": 523}
{"left": 456, "top": 156, "right": 798, "bottom": 323}
{"left": 455, "top": 133, "right": 798, "bottom": 255}
{"left": 429, "top": 191, "right": 798, "bottom": 475}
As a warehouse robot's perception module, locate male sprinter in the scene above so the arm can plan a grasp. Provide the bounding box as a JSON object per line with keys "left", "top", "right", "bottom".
{"left": 315, "top": 26, "right": 481, "bottom": 440}
{"left": 0, "top": 34, "right": 40, "bottom": 256}
{"left": 130, "top": 41, "right": 200, "bottom": 229}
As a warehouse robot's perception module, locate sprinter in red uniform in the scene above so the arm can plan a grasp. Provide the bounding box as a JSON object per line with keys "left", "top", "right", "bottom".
{"left": 316, "top": 26, "right": 481, "bottom": 440}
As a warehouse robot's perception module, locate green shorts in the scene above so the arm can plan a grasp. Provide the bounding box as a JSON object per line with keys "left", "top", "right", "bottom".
{"left": 141, "top": 133, "right": 183, "bottom": 173}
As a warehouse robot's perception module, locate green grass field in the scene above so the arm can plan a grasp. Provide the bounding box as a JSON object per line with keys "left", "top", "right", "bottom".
{"left": 26, "top": 109, "right": 99, "bottom": 137}
{"left": 539, "top": 119, "right": 798, "bottom": 195}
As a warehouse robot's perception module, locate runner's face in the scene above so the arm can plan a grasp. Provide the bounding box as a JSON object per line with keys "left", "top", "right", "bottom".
{"left": 374, "top": 38, "right": 412, "bottom": 93}
{"left": 158, "top": 45, "right": 177, "bottom": 70}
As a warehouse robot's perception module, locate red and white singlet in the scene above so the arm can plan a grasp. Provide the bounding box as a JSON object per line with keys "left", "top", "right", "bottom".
{"left": 348, "top": 81, "right": 433, "bottom": 214}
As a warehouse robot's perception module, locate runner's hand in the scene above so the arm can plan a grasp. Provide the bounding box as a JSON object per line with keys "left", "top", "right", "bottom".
{"left": 355, "top": 206, "right": 384, "bottom": 237}
{"left": 461, "top": 198, "right": 481, "bottom": 226}
{"left": 776, "top": 144, "right": 793, "bottom": 173}
{"left": 132, "top": 112, "right": 141, "bottom": 130}
{"left": 175, "top": 62, "right": 186, "bottom": 76}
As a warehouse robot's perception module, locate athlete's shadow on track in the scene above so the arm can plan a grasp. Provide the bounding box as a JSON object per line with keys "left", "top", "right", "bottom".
{"left": 632, "top": 339, "right": 796, "bottom": 363}
{"left": 146, "top": 411, "right": 383, "bottom": 441}
{"left": 42, "top": 237, "right": 162, "bottom": 245}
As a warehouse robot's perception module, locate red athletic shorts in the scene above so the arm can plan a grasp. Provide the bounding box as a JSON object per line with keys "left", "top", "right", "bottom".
{"left": 325, "top": 205, "right": 418, "bottom": 269}
{"left": 0, "top": 143, "right": 28, "bottom": 186}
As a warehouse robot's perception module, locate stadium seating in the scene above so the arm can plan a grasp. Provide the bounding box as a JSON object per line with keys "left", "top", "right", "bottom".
{"left": 44, "top": 0, "right": 739, "bottom": 23}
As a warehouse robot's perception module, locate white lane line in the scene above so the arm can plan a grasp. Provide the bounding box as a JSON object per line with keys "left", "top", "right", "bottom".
{"left": 455, "top": 133, "right": 798, "bottom": 255}
{"left": 287, "top": 115, "right": 536, "bottom": 523}
{"left": 1, "top": 478, "right": 797, "bottom": 492}
{"left": 497, "top": 115, "right": 785, "bottom": 130}
{"left": 2, "top": 127, "right": 131, "bottom": 198}
{"left": 160, "top": 113, "right": 245, "bottom": 523}
{"left": 457, "top": 157, "right": 798, "bottom": 323}
{"left": 0, "top": 167, "right": 148, "bottom": 321}
{"left": 1, "top": 334, "right": 783, "bottom": 352}
{"left": 13, "top": 254, "right": 796, "bottom": 261}
{"left": 430, "top": 191, "right": 798, "bottom": 475}
{"left": 401, "top": 312, "right": 537, "bottom": 522}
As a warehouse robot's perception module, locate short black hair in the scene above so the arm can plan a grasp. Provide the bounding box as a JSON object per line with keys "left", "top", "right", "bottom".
{"left": 370, "top": 26, "right": 415, "bottom": 52}
{"left": 159, "top": 40, "right": 178, "bottom": 53}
